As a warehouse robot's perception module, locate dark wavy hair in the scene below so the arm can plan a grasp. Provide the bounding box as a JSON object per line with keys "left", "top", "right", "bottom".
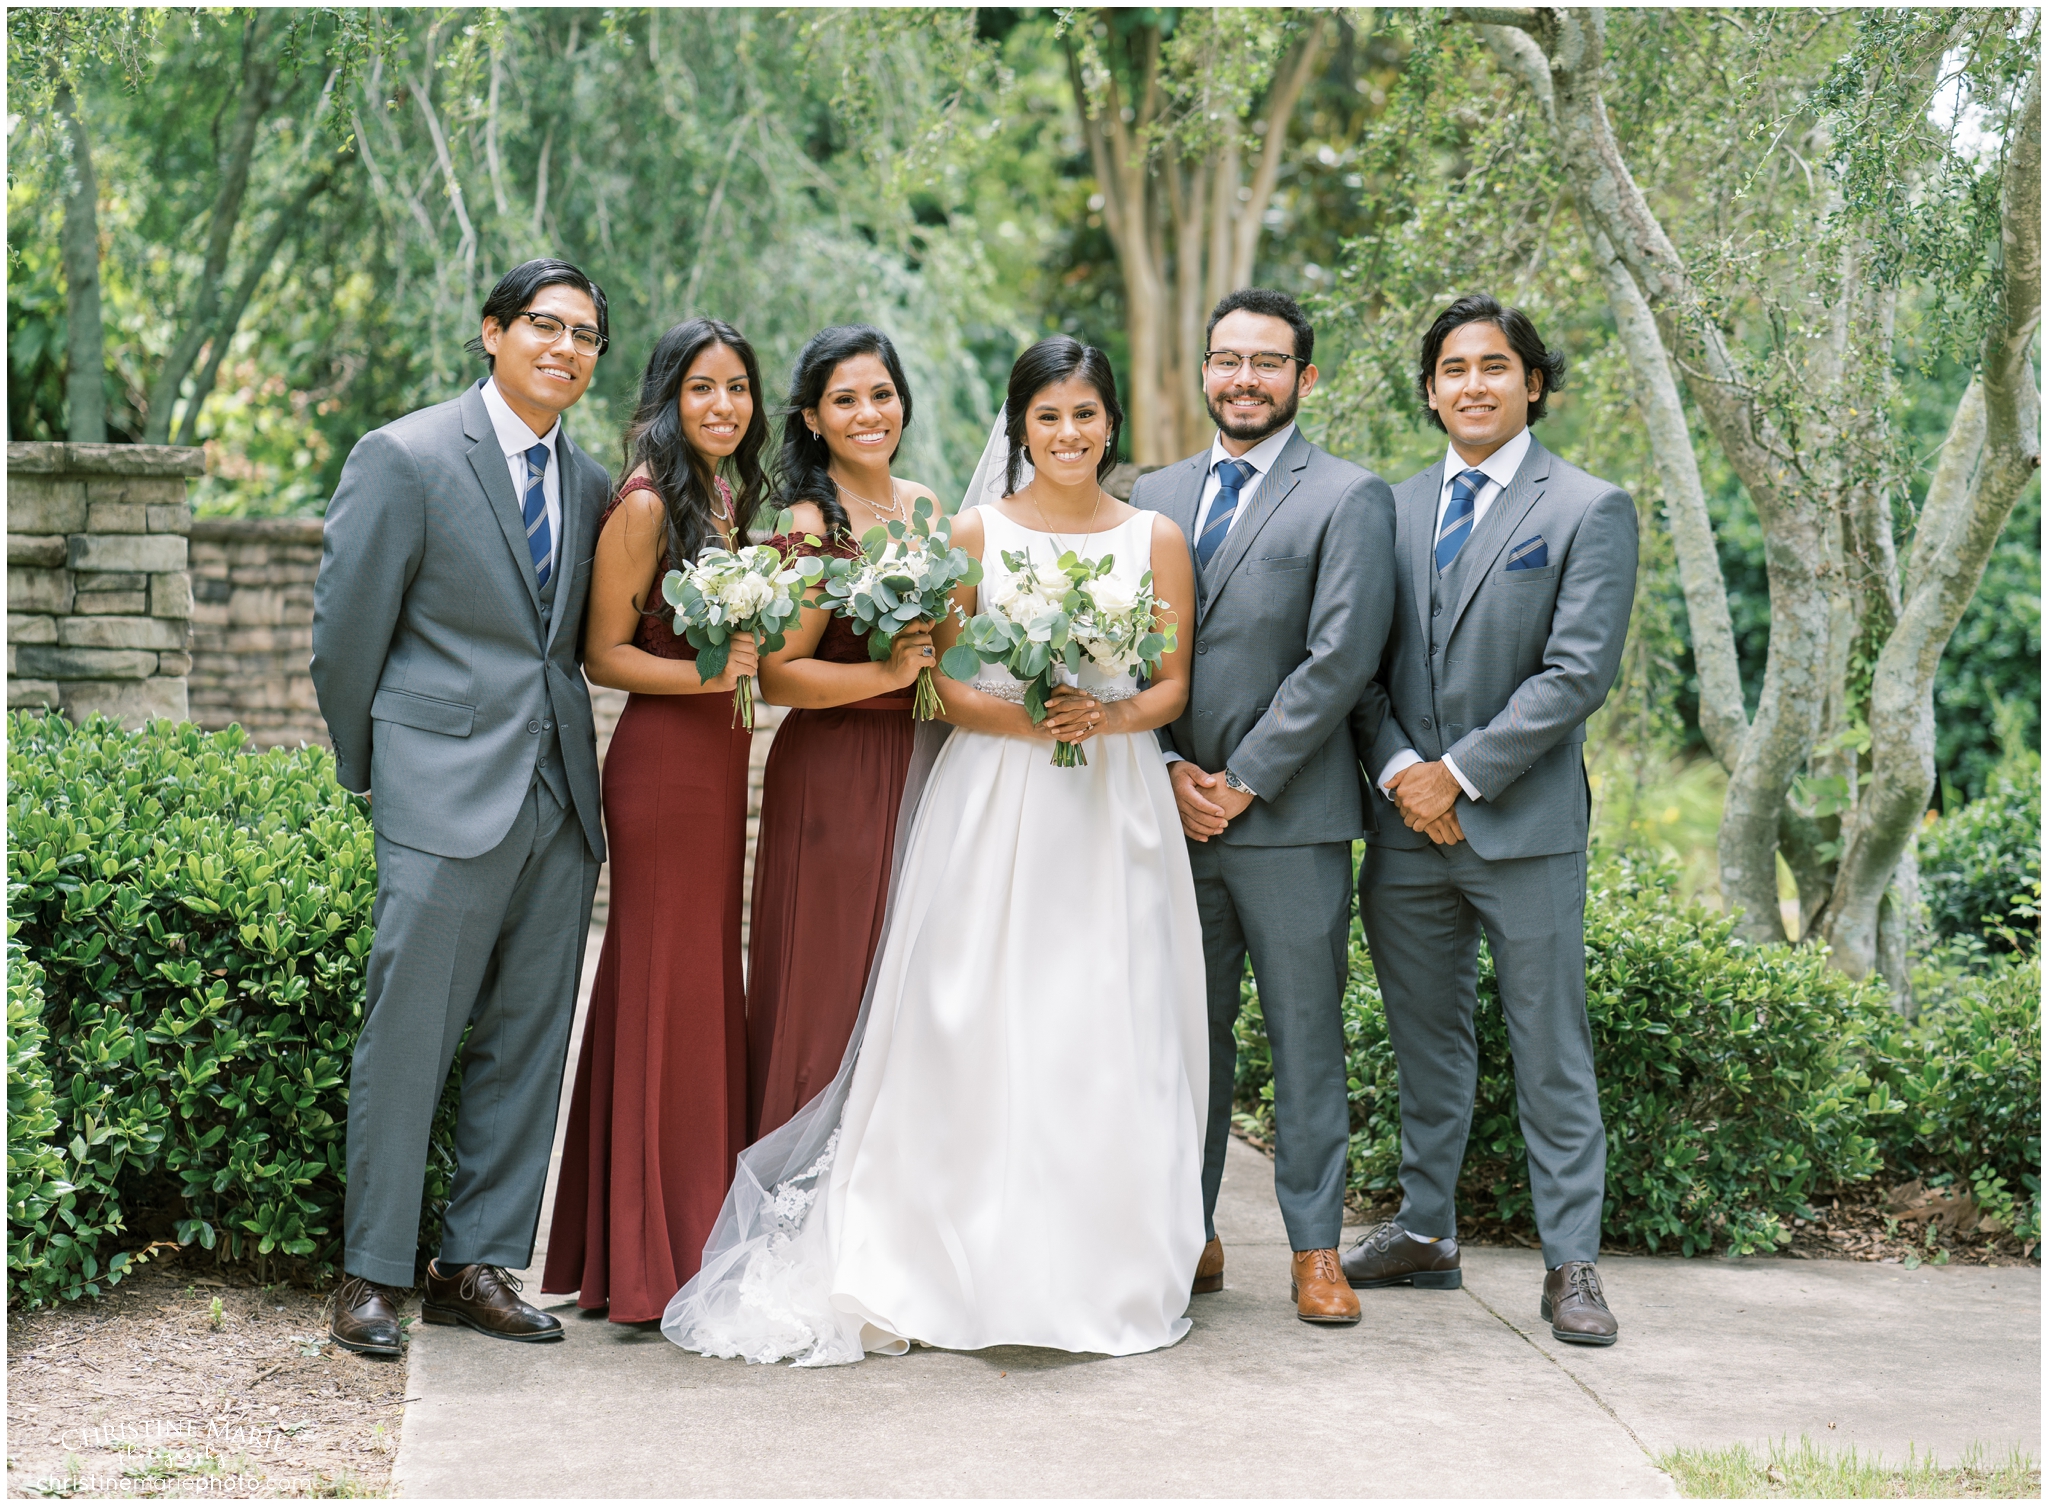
{"left": 1003, "top": 336, "right": 1125, "bottom": 495}
{"left": 1416, "top": 293, "right": 1566, "bottom": 431}
{"left": 1205, "top": 286, "right": 1314, "bottom": 364}
{"left": 619, "top": 318, "right": 769, "bottom": 567}
{"left": 774, "top": 325, "right": 915, "bottom": 537}
{"left": 464, "top": 258, "right": 609, "bottom": 370}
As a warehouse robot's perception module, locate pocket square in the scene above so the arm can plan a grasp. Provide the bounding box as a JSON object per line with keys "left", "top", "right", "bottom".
{"left": 1505, "top": 536, "right": 1549, "bottom": 571}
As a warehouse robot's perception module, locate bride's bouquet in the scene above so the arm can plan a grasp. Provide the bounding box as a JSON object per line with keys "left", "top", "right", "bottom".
{"left": 811, "top": 496, "right": 983, "bottom": 720}
{"left": 663, "top": 522, "right": 825, "bottom": 729}
{"left": 939, "top": 548, "right": 1176, "bottom": 767}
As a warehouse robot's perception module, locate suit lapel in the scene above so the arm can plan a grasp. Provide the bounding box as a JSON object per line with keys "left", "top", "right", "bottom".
{"left": 1405, "top": 460, "right": 1444, "bottom": 642}
{"left": 462, "top": 381, "right": 544, "bottom": 620}
{"left": 1446, "top": 435, "right": 1552, "bottom": 639}
{"left": 1201, "top": 428, "right": 1309, "bottom": 608}
{"left": 543, "top": 434, "right": 586, "bottom": 653}
{"left": 1160, "top": 456, "right": 1210, "bottom": 621}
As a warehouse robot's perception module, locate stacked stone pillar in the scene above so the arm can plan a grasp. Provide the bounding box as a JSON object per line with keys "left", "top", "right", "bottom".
{"left": 7, "top": 442, "right": 204, "bottom": 726}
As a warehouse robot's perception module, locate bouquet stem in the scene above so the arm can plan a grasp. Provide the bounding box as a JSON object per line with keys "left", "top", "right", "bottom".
{"left": 732, "top": 674, "right": 756, "bottom": 731}
{"left": 1051, "top": 738, "right": 1089, "bottom": 768}
{"left": 912, "top": 666, "right": 947, "bottom": 721}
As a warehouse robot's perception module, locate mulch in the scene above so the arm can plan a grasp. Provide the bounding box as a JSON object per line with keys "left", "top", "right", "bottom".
{"left": 6, "top": 1253, "right": 408, "bottom": 1499}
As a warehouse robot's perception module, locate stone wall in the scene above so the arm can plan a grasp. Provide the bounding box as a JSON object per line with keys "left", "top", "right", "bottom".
{"left": 7, "top": 442, "right": 203, "bottom": 725}
{"left": 188, "top": 517, "right": 328, "bottom": 750}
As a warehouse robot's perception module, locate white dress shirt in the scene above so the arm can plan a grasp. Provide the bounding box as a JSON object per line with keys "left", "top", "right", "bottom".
{"left": 1163, "top": 422, "right": 1300, "bottom": 791}
{"left": 479, "top": 375, "right": 562, "bottom": 580}
{"left": 1379, "top": 426, "right": 1533, "bottom": 802}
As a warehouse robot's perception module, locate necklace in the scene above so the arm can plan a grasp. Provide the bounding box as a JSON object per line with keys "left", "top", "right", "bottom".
{"left": 708, "top": 475, "right": 733, "bottom": 524}
{"left": 833, "top": 474, "right": 905, "bottom": 520}
{"left": 1027, "top": 485, "right": 1107, "bottom": 554}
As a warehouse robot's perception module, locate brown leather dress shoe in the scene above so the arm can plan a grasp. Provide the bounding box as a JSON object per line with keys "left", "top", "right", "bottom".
{"left": 1542, "top": 1261, "right": 1618, "bottom": 1345}
{"left": 1341, "top": 1222, "right": 1463, "bottom": 1289}
{"left": 330, "top": 1275, "right": 405, "bottom": 1357}
{"left": 1192, "top": 1237, "right": 1225, "bottom": 1295}
{"left": 422, "top": 1262, "right": 563, "bottom": 1343}
{"left": 1289, "top": 1249, "right": 1362, "bottom": 1325}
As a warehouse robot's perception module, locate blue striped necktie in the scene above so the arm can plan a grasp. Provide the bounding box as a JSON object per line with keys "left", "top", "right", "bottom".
{"left": 1197, "top": 459, "right": 1254, "bottom": 568}
{"left": 522, "top": 441, "right": 553, "bottom": 586}
{"left": 1435, "top": 467, "right": 1486, "bottom": 572}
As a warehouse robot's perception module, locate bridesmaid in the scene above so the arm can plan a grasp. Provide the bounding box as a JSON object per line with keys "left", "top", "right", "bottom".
{"left": 747, "top": 326, "right": 938, "bottom": 1141}
{"left": 541, "top": 317, "right": 767, "bottom": 1322}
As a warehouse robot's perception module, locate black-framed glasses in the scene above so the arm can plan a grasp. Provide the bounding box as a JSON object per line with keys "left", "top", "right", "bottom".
{"left": 512, "top": 310, "right": 608, "bottom": 357}
{"left": 1204, "top": 349, "right": 1299, "bottom": 377}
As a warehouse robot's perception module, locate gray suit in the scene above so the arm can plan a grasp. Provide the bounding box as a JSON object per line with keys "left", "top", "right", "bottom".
{"left": 312, "top": 378, "right": 609, "bottom": 1287}
{"left": 1136, "top": 429, "right": 1395, "bottom": 1252}
{"left": 1353, "top": 433, "right": 1636, "bottom": 1266}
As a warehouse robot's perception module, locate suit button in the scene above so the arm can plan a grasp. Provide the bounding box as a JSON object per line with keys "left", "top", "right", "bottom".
{"left": 1432, "top": 604, "right": 1441, "bottom": 617}
{"left": 1421, "top": 717, "right": 1433, "bottom": 729}
{"left": 527, "top": 719, "right": 542, "bottom": 734}
{"left": 1196, "top": 642, "right": 1209, "bottom": 655}
{"left": 542, "top": 721, "right": 554, "bottom": 731}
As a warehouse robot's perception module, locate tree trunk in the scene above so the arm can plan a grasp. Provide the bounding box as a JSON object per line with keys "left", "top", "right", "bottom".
{"left": 56, "top": 82, "right": 106, "bottom": 443}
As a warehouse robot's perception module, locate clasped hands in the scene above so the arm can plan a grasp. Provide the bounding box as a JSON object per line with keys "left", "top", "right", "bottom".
{"left": 1171, "top": 761, "right": 1253, "bottom": 842}
{"left": 1384, "top": 760, "right": 1465, "bottom": 845}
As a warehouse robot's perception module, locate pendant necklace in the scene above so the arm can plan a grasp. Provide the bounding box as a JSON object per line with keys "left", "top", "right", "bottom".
{"left": 834, "top": 475, "right": 906, "bottom": 521}
{"left": 1028, "top": 485, "right": 1107, "bottom": 556}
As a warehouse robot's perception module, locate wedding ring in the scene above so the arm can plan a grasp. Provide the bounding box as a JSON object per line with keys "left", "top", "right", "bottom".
{"left": 922, "top": 647, "right": 933, "bottom": 657}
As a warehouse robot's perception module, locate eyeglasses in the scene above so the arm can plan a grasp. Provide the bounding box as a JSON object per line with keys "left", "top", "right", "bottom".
{"left": 1204, "top": 349, "right": 1299, "bottom": 377}
{"left": 510, "top": 310, "right": 608, "bottom": 357}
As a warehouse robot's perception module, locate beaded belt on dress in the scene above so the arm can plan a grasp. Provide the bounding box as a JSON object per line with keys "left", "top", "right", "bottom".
{"left": 978, "top": 682, "right": 1139, "bottom": 704}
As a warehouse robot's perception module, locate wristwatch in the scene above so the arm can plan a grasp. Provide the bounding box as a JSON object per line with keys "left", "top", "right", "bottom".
{"left": 1223, "top": 767, "right": 1253, "bottom": 796}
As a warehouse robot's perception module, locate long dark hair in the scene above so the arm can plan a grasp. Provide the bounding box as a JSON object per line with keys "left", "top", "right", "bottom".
{"left": 1003, "top": 336, "right": 1125, "bottom": 495}
{"left": 620, "top": 318, "right": 769, "bottom": 565}
{"left": 774, "top": 325, "right": 915, "bottom": 537}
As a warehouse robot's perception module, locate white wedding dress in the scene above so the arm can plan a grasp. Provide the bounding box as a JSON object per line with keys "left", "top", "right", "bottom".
{"left": 663, "top": 505, "right": 1209, "bottom": 1365}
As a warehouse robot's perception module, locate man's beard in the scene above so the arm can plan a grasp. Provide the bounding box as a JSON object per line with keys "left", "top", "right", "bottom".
{"left": 1206, "top": 380, "right": 1301, "bottom": 444}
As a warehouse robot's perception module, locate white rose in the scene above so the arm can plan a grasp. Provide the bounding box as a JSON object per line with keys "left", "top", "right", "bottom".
{"left": 983, "top": 571, "right": 1020, "bottom": 614}
{"left": 721, "top": 573, "right": 773, "bottom": 616}
{"left": 1088, "top": 574, "right": 1138, "bottom": 616}
{"left": 1031, "top": 563, "right": 1072, "bottom": 598}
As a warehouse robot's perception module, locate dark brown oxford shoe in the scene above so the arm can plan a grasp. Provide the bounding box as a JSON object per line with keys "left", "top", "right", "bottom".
{"left": 330, "top": 1275, "right": 405, "bottom": 1357}
{"left": 1192, "top": 1237, "right": 1225, "bottom": 1295}
{"left": 1341, "top": 1222, "right": 1463, "bottom": 1289}
{"left": 422, "top": 1261, "right": 564, "bottom": 1343}
{"left": 1542, "top": 1261, "right": 1618, "bottom": 1345}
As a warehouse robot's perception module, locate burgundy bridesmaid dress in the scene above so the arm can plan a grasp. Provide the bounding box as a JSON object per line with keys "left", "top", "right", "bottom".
{"left": 542, "top": 478, "right": 749, "bottom": 1322}
{"left": 745, "top": 532, "right": 917, "bottom": 1141}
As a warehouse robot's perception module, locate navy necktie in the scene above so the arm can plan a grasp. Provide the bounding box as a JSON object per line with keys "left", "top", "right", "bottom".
{"left": 1436, "top": 467, "right": 1486, "bottom": 572}
{"left": 522, "top": 441, "right": 553, "bottom": 586}
{"left": 1197, "top": 459, "right": 1255, "bottom": 569}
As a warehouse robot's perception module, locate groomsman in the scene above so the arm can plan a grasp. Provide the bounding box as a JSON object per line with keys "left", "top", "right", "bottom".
{"left": 1347, "top": 294, "right": 1636, "bottom": 1345}
{"left": 312, "top": 259, "right": 613, "bottom": 1355}
{"left": 1138, "top": 289, "right": 1396, "bottom": 1326}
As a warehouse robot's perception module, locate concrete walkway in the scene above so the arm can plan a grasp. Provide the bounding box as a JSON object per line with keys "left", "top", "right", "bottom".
{"left": 393, "top": 936, "right": 2040, "bottom": 1498}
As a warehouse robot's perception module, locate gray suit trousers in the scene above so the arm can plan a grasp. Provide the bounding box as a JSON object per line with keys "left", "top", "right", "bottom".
{"left": 344, "top": 778, "right": 599, "bottom": 1287}
{"left": 1188, "top": 840, "right": 1354, "bottom": 1252}
{"left": 1360, "top": 842, "right": 1603, "bottom": 1265}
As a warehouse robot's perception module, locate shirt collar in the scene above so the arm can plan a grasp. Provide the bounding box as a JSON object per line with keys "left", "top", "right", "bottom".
{"left": 481, "top": 375, "right": 561, "bottom": 461}
{"left": 1209, "top": 421, "right": 1296, "bottom": 479}
{"left": 1444, "top": 426, "right": 1531, "bottom": 493}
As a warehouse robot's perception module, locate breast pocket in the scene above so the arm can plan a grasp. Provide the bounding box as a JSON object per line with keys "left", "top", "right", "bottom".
{"left": 1244, "top": 553, "right": 1312, "bottom": 574}
{"left": 1501, "top": 564, "right": 1558, "bottom": 585}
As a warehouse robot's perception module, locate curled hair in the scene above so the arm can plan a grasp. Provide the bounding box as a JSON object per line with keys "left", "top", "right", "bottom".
{"left": 464, "top": 257, "right": 609, "bottom": 369}
{"left": 774, "top": 325, "right": 915, "bottom": 537}
{"left": 1205, "top": 287, "right": 1314, "bottom": 364}
{"left": 1003, "top": 336, "right": 1125, "bottom": 496}
{"left": 619, "top": 318, "right": 770, "bottom": 567}
{"left": 1416, "top": 293, "right": 1566, "bottom": 430}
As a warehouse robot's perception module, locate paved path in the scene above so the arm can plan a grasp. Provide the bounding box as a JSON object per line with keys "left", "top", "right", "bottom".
{"left": 393, "top": 934, "right": 2039, "bottom": 1497}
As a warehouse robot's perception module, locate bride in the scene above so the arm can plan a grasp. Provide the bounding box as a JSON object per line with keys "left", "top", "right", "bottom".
{"left": 663, "top": 336, "right": 1208, "bottom": 1365}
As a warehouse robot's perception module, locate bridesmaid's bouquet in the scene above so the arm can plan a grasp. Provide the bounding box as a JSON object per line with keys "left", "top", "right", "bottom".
{"left": 939, "top": 549, "right": 1176, "bottom": 767}
{"left": 812, "top": 496, "right": 983, "bottom": 720}
{"left": 663, "top": 526, "right": 824, "bottom": 729}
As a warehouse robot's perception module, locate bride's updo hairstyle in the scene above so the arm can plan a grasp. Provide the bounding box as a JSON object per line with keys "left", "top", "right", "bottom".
{"left": 775, "top": 324, "right": 916, "bottom": 538}
{"left": 1004, "top": 336, "right": 1124, "bottom": 496}
{"left": 621, "top": 317, "right": 770, "bottom": 565}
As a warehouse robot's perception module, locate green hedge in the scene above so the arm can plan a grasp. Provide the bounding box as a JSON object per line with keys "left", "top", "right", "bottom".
{"left": 1919, "top": 749, "right": 2041, "bottom": 948}
{"left": 1237, "top": 849, "right": 2040, "bottom": 1257}
{"left": 5, "top": 714, "right": 460, "bottom": 1308}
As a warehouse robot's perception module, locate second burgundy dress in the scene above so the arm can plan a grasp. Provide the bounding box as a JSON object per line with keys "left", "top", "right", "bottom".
{"left": 542, "top": 480, "right": 750, "bottom": 1323}
{"left": 745, "top": 532, "right": 917, "bottom": 1142}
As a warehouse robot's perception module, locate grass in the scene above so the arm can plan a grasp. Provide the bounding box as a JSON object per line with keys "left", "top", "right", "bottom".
{"left": 1662, "top": 1437, "right": 2041, "bottom": 1498}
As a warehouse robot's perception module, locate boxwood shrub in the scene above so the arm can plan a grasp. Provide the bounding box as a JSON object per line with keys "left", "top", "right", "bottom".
{"left": 6, "top": 713, "right": 461, "bottom": 1308}
{"left": 1237, "top": 849, "right": 1903, "bottom": 1257}
{"left": 1920, "top": 749, "right": 2041, "bottom": 948}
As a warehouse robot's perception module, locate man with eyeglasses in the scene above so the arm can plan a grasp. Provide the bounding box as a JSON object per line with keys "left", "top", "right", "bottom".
{"left": 1133, "top": 288, "right": 1396, "bottom": 1327}
{"left": 312, "top": 258, "right": 614, "bottom": 1358}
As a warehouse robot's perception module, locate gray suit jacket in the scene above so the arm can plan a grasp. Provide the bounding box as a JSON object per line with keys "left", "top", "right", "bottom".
{"left": 311, "top": 379, "right": 610, "bottom": 863}
{"left": 1354, "top": 434, "right": 1636, "bottom": 861}
{"left": 1136, "top": 428, "right": 1397, "bottom": 848}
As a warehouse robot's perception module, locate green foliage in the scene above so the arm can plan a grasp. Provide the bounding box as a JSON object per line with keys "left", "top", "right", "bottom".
{"left": 1919, "top": 744, "right": 2042, "bottom": 945}
{"left": 5, "top": 713, "right": 459, "bottom": 1306}
{"left": 1238, "top": 849, "right": 1902, "bottom": 1257}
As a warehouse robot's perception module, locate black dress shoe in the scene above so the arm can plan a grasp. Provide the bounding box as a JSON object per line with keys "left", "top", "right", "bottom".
{"left": 422, "top": 1261, "right": 563, "bottom": 1342}
{"left": 330, "top": 1275, "right": 405, "bottom": 1356}
{"left": 1542, "top": 1261, "right": 1618, "bottom": 1345}
{"left": 1340, "top": 1222, "right": 1463, "bottom": 1289}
